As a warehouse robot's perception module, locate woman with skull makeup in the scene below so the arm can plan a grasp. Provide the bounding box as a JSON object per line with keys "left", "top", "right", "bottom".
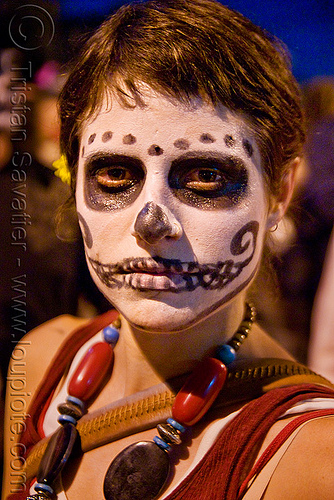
{"left": 3, "top": 1, "right": 334, "bottom": 499}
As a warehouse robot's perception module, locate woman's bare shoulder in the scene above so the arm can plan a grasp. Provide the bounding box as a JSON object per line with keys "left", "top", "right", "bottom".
{"left": 8, "top": 314, "right": 90, "bottom": 385}
{"left": 264, "top": 414, "right": 334, "bottom": 499}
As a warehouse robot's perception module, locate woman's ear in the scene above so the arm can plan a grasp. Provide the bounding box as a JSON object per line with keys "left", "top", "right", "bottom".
{"left": 266, "top": 157, "right": 300, "bottom": 230}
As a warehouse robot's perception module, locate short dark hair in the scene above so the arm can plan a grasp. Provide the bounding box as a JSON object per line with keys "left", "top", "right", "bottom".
{"left": 59, "top": 0, "right": 305, "bottom": 194}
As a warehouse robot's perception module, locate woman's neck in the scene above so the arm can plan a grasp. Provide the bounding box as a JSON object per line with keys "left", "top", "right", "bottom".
{"left": 88, "top": 296, "right": 294, "bottom": 411}
{"left": 114, "top": 296, "right": 287, "bottom": 396}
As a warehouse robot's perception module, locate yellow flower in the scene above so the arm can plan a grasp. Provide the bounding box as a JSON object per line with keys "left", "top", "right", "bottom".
{"left": 53, "top": 155, "right": 71, "bottom": 186}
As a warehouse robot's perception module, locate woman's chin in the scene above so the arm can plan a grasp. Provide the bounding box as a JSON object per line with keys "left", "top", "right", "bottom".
{"left": 117, "top": 301, "right": 197, "bottom": 333}
{"left": 103, "top": 288, "right": 231, "bottom": 333}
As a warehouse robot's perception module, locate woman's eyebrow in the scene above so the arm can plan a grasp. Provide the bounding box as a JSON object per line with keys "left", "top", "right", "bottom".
{"left": 82, "top": 146, "right": 252, "bottom": 173}
{"left": 84, "top": 151, "right": 114, "bottom": 165}
{"left": 170, "top": 151, "right": 248, "bottom": 168}
{"left": 84, "top": 151, "right": 143, "bottom": 170}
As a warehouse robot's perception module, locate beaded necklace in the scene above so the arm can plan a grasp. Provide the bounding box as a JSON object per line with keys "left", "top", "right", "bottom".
{"left": 27, "top": 303, "right": 256, "bottom": 500}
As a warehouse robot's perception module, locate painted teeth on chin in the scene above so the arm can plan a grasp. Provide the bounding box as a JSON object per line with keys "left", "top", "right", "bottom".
{"left": 154, "top": 261, "right": 166, "bottom": 272}
{"left": 180, "top": 262, "right": 188, "bottom": 273}
{"left": 124, "top": 274, "right": 132, "bottom": 287}
{"left": 167, "top": 264, "right": 177, "bottom": 273}
{"left": 130, "top": 274, "right": 141, "bottom": 288}
{"left": 187, "top": 262, "right": 200, "bottom": 273}
{"left": 156, "top": 276, "right": 173, "bottom": 290}
{"left": 167, "top": 261, "right": 181, "bottom": 273}
{"left": 202, "top": 274, "right": 214, "bottom": 287}
{"left": 207, "top": 265, "right": 216, "bottom": 273}
{"left": 202, "top": 273, "right": 212, "bottom": 283}
{"left": 184, "top": 275, "right": 196, "bottom": 291}
{"left": 110, "top": 277, "right": 123, "bottom": 289}
{"left": 191, "top": 276, "right": 198, "bottom": 288}
{"left": 211, "top": 277, "right": 220, "bottom": 287}
{"left": 146, "top": 260, "right": 156, "bottom": 270}
{"left": 123, "top": 262, "right": 132, "bottom": 272}
{"left": 219, "top": 260, "right": 233, "bottom": 274}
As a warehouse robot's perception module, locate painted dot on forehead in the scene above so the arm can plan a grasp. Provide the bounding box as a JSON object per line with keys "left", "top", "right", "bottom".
{"left": 243, "top": 139, "right": 254, "bottom": 157}
{"left": 200, "top": 133, "right": 216, "bottom": 144}
{"left": 123, "top": 134, "right": 136, "bottom": 145}
{"left": 224, "top": 135, "right": 235, "bottom": 148}
{"left": 174, "top": 138, "right": 190, "bottom": 150}
{"left": 148, "top": 144, "right": 164, "bottom": 156}
{"left": 88, "top": 133, "right": 96, "bottom": 145}
{"left": 102, "top": 131, "right": 113, "bottom": 143}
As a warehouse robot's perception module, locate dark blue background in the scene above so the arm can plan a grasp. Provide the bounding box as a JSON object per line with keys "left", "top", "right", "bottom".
{"left": 57, "top": 0, "right": 334, "bottom": 83}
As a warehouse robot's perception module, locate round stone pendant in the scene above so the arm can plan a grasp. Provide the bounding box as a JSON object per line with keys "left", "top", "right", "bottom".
{"left": 103, "top": 441, "right": 170, "bottom": 500}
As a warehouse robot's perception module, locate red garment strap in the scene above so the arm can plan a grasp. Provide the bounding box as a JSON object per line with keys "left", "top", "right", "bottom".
{"left": 19, "top": 310, "right": 118, "bottom": 457}
{"left": 238, "top": 407, "right": 334, "bottom": 498}
{"left": 164, "top": 383, "right": 334, "bottom": 500}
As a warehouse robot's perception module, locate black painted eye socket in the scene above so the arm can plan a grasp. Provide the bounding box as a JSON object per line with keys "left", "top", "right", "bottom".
{"left": 169, "top": 155, "right": 248, "bottom": 208}
{"left": 85, "top": 154, "right": 145, "bottom": 210}
{"left": 95, "top": 166, "right": 136, "bottom": 191}
{"left": 89, "top": 155, "right": 144, "bottom": 191}
{"left": 181, "top": 166, "right": 230, "bottom": 194}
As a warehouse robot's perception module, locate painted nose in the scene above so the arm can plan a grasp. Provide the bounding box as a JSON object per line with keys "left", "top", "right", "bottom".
{"left": 132, "top": 202, "right": 182, "bottom": 245}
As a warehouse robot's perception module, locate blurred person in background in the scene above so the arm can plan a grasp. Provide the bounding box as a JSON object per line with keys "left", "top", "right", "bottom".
{"left": 0, "top": 49, "right": 108, "bottom": 385}
{"left": 303, "top": 76, "right": 334, "bottom": 380}
{"left": 308, "top": 225, "right": 334, "bottom": 381}
{"left": 260, "top": 76, "right": 334, "bottom": 363}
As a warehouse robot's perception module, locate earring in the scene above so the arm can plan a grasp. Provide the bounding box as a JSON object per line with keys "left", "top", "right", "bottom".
{"left": 269, "top": 223, "right": 278, "bottom": 232}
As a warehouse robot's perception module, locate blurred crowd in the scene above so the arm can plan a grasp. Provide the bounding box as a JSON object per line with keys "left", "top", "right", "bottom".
{"left": 0, "top": 47, "right": 110, "bottom": 381}
{"left": 254, "top": 75, "right": 334, "bottom": 374}
{"left": 0, "top": 46, "right": 110, "bottom": 481}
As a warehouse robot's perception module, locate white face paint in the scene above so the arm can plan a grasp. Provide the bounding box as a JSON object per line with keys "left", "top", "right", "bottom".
{"left": 76, "top": 92, "right": 269, "bottom": 331}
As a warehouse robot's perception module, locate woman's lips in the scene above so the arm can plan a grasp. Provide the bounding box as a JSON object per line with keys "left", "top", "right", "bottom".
{"left": 123, "top": 272, "right": 186, "bottom": 291}
{"left": 119, "top": 257, "right": 201, "bottom": 275}
{"left": 116, "top": 257, "right": 204, "bottom": 291}
{"left": 87, "top": 254, "right": 248, "bottom": 292}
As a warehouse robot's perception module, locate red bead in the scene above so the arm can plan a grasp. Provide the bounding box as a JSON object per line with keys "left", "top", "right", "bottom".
{"left": 172, "top": 358, "right": 227, "bottom": 426}
{"left": 68, "top": 342, "right": 114, "bottom": 402}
